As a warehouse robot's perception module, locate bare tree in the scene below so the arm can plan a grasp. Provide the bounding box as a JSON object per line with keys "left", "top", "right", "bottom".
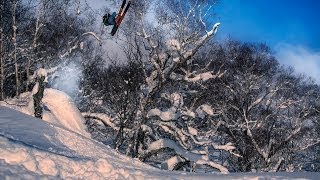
{"left": 82, "top": 0, "right": 236, "bottom": 173}
{"left": 207, "top": 42, "right": 320, "bottom": 172}
{"left": 81, "top": 0, "right": 319, "bottom": 173}
{"left": 0, "top": 0, "right": 4, "bottom": 100}
{"left": 12, "top": 0, "right": 20, "bottom": 96}
{"left": 25, "top": 0, "right": 44, "bottom": 91}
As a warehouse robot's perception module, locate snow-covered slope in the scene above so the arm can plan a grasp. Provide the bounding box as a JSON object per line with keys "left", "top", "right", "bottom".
{"left": 0, "top": 88, "right": 90, "bottom": 138}
{"left": 1, "top": 108, "right": 319, "bottom": 179}
{"left": 0, "top": 88, "right": 318, "bottom": 179}
{"left": 0, "top": 106, "right": 165, "bottom": 179}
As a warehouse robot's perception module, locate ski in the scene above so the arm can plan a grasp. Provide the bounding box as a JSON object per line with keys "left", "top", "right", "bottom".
{"left": 110, "top": 0, "right": 131, "bottom": 36}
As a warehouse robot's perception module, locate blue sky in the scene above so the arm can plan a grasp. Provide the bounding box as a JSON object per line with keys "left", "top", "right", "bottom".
{"left": 215, "top": 0, "right": 320, "bottom": 50}
{"left": 213, "top": 0, "right": 320, "bottom": 83}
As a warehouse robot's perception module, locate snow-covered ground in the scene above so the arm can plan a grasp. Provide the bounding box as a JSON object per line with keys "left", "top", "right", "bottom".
{"left": 0, "top": 89, "right": 318, "bottom": 179}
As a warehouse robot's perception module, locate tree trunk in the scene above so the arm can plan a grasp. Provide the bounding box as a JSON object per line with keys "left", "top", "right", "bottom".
{"left": 12, "top": 0, "right": 19, "bottom": 96}
{"left": 27, "top": 5, "right": 42, "bottom": 92}
{"left": 114, "top": 124, "right": 124, "bottom": 150}
{"left": 0, "top": 1, "right": 4, "bottom": 100}
{"left": 26, "top": 59, "right": 30, "bottom": 91}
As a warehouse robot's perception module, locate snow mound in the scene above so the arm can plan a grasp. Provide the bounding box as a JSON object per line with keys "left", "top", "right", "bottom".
{"left": 0, "top": 88, "right": 89, "bottom": 138}
{"left": 42, "top": 88, "right": 90, "bottom": 137}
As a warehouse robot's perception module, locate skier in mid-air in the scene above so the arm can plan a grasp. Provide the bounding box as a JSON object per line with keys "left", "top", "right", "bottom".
{"left": 102, "top": 0, "right": 131, "bottom": 36}
{"left": 103, "top": 12, "right": 117, "bottom": 26}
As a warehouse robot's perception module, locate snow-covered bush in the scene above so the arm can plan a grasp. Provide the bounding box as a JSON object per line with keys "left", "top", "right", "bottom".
{"left": 201, "top": 41, "right": 320, "bottom": 172}
{"left": 80, "top": 0, "right": 236, "bottom": 173}
{"left": 82, "top": 0, "right": 319, "bottom": 174}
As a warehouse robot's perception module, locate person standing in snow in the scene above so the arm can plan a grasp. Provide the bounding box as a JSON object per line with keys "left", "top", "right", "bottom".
{"left": 33, "top": 69, "right": 48, "bottom": 119}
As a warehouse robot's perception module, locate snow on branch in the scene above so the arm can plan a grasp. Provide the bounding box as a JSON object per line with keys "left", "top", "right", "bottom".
{"left": 157, "top": 121, "right": 237, "bottom": 156}
{"left": 140, "top": 138, "right": 229, "bottom": 173}
{"left": 180, "top": 124, "right": 236, "bottom": 153}
{"left": 147, "top": 107, "right": 178, "bottom": 121}
{"left": 82, "top": 112, "right": 126, "bottom": 132}
{"left": 187, "top": 126, "right": 198, "bottom": 136}
{"left": 147, "top": 92, "right": 199, "bottom": 121}
{"left": 147, "top": 93, "right": 186, "bottom": 121}
{"left": 82, "top": 32, "right": 102, "bottom": 42}
{"left": 161, "top": 92, "right": 184, "bottom": 107}
{"left": 159, "top": 122, "right": 189, "bottom": 148}
{"left": 185, "top": 70, "right": 226, "bottom": 82}
{"left": 212, "top": 142, "right": 235, "bottom": 151}
{"left": 183, "top": 22, "right": 221, "bottom": 60}
{"left": 299, "top": 139, "right": 320, "bottom": 151}
{"left": 196, "top": 104, "right": 214, "bottom": 119}
{"left": 170, "top": 70, "right": 225, "bottom": 82}
{"left": 197, "top": 23, "right": 221, "bottom": 45}
{"left": 60, "top": 43, "right": 80, "bottom": 58}
{"left": 161, "top": 156, "right": 186, "bottom": 170}
{"left": 196, "top": 159, "right": 228, "bottom": 174}
{"left": 163, "top": 22, "right": 221, "bottom": 78}
{"left": 166, "top": 39, "right": 181, "bottom": 51}
{"left": 60, "top": 31, "right": 102, "bottom": 58}
{"left": 147, "top": 101, "right": 216, "bottom": 129}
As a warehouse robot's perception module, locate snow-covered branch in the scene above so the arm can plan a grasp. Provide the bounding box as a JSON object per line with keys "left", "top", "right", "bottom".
{"left": 183, "top": 22, "right": 220, "bottom": 60}
{"left": 170, "top": 70, "right": 226, "bottom": 83}
{"left": 158, "top": 121, "right": 236, "bottom": 156}
{"left": 140, "top": 138, "right": 229, "bottom": 173}
{"left": 184, "top": 71, "right": 225, "bottom": 82}
{"left": 197, "top": 23, "right": 221, "bottom": 45}
{"left": 147, "top": 107, "right": 178, "bottom": 121}
{"left": 161, "top": 156, "right": 185, "bottom": 170}
{"left": 60, "top": 43, "right": 80, "bottom": 58}
{"left": 212, "top": 142, "right": 235, "bottom": 151}
{"left": 82, "top": 112, "right": 129, "bottom": 132}
{"left": 82, "top": 32, "right": 102, "bottom": 42}
{"left": 163, "top": 22, "right": 221, "bottom": 78}
{"left": 60, "top": 31, "right": 101, "bottom": 58}
{"left": 158, "top": 122, "right": 189, "bottom": 148}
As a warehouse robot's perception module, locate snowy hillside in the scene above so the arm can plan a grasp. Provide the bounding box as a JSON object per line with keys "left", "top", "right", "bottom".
{"left": 0, "top": 88, "right": 90, "bottom": 137}
{"left": 0, "top": 106, "right": 162, "bottom": 179}
{"left": 0, "top": 90, "right": 318, "bottom": 179}
{"left": 1, "top": 106, "right": 318, "bottom": 179}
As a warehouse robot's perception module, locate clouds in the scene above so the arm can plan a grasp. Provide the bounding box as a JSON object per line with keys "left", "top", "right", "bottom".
{"left": 275, "top": 43, "right": 320, "bottom": 84}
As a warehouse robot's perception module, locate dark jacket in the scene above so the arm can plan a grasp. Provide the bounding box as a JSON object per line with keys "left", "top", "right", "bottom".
{"left": 103, "top": 12, "right": 117, "bottom": 26}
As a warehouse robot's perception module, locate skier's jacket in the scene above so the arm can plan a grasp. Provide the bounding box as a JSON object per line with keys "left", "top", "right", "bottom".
{"left": 103, "top": 12, "right": 117, "bottom": 26}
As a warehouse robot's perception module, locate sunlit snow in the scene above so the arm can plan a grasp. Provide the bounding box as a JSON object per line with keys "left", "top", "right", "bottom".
{"left": 0, "top": 90, "right": 318, "bottom": 179}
